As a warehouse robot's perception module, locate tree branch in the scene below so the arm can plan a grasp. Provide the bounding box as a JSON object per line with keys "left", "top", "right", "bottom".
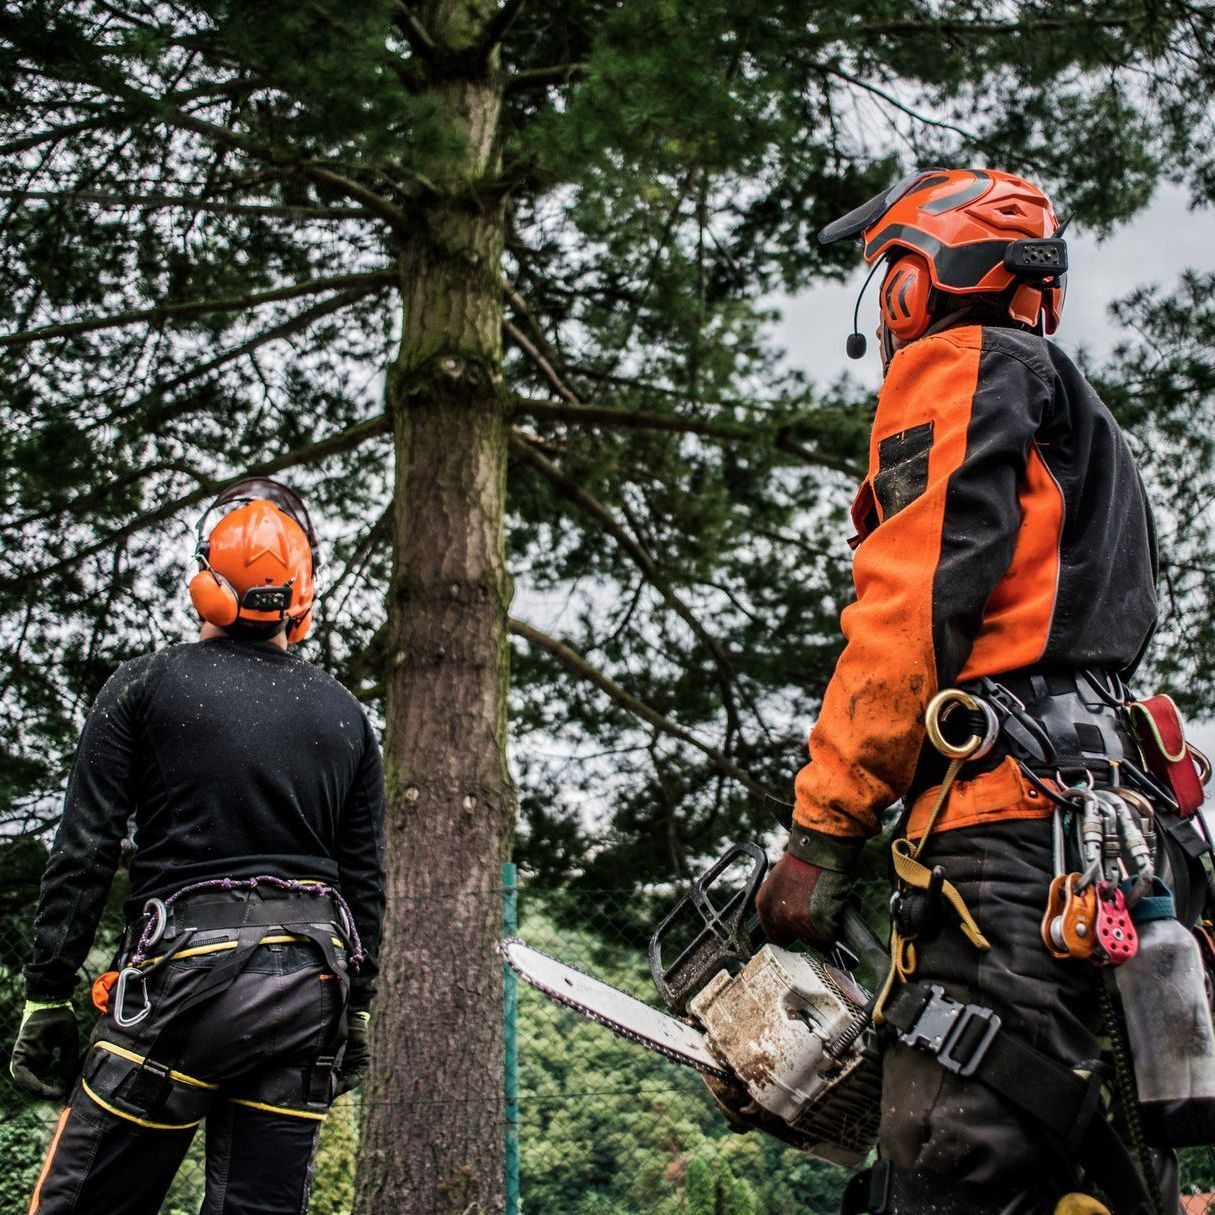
{"left": 0, "top": 414, "right": 391, "bottom": 592}
{"left": 482, "top": 0, "right": 528, "bottom": 53}
{"left": 503, "top": 318, "right": 580, "bottom": 405}
{"left": 511, "top": 434, "right": 744, "bottom": 747}
{"left": 393, "top": 2, "right": 439, "bottom": 57}
{"left": 0, "top": 189, "right": 374, "bottom": 220}
{"left": 302, "top": 163, "right": 423, "bottom": 224}
{"left": 12, "top": 290, "right": 385, "bottom": 527}
{"left": 859, "top": 17, "right": 1134, "bottom": 36}
{"left": 513, "top": 397, "right": 864, "bottom": 478}
{"left": 509, "top": 618, "right": 779, "bottom": 805}
{"left": 506, "top": 62, "right": 588, "bottom": 93}
{"left": 0, "top": 268, "right": 395, "bottom": 349}
{"left": 824, "top": 67, "right": 979, "bottom": 142}
{"left": 0, "top": 118, "right": 115, "bottom": 156}
{"left": 126, "top": 95, "right": 413, "bottom": 228}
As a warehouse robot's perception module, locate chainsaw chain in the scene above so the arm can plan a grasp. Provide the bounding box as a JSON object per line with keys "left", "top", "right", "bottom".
{"left": 500, "top": 939, "right": 731, "bottom": 1081}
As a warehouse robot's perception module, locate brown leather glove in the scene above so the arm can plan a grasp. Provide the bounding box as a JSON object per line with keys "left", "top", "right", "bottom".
{"left": 755, "top": 853, "right": 854, "bottom": 947}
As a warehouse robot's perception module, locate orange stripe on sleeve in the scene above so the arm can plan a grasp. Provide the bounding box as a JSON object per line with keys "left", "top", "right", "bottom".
{"left": 794, "top": 331, "right": 983, "bottom": 837}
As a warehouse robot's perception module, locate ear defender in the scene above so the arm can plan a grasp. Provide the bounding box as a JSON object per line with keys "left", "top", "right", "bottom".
{"left": 879, "top": 254, "right": 935, "bottom": 343}
{"left": 188, "top": 567, "right": 240, "bottom": 627}
{"left": 286, "top": 607, "right": 313, "bottom": 644}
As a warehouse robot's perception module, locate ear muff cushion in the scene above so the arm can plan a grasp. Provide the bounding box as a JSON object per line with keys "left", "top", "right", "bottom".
{"left": 189, "top": 570, "right": 240, "bottom": 627}
{"left": 880, "top": 255, "right": 934, "bottom": 342}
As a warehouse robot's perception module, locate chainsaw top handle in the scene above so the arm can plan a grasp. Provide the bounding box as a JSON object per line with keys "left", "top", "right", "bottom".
{"left": 648, "top": 842, "right": 768, "bottom": 1015}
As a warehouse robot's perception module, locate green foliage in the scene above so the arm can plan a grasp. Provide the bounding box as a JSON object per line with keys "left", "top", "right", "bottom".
{"left": 2, "top": 6, "right": 1215, "bottom": 1207}
{"left": 1091, "top": 270, "right": 1215, "bottom": 715}
{"left": 0, "top": 0, "right": 1212, "bottom": 894}
{"left": 311, "top": 1094, "right": 359, "bottom": 1215}
{"left": 515, "top": 898, "right": 849, "bottom": 1214}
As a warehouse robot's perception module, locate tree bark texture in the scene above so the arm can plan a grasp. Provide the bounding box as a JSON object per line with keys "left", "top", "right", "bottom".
{"left": 355, "top": 11, "right": 513, "bottom": 1213}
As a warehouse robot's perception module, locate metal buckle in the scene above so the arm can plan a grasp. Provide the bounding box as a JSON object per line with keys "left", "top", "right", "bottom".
{"left": 897, "top": 984, "right": 1002, "bottom": 1077}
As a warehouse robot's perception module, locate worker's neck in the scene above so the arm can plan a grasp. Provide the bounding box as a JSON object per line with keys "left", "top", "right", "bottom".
{"left": 199, "top": 622, "right": 288, "bottom": 650}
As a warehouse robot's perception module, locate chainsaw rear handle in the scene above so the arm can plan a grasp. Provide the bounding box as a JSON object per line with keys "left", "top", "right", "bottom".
{"left": 649, "top": 843, "right": 891, "bottom": 1015}
{"left": 649, "top": 843, "right": 768, "bottom": 1015}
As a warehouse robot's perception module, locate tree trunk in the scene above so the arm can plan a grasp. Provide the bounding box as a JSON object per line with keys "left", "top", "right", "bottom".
{"left": 354, "top": 11, "right": 512, "bottom": 1212}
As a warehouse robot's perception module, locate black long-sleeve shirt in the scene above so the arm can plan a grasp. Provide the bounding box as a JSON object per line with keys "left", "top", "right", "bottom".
{"left": 25, "top": 637, "right": 386, "bottom": 1009}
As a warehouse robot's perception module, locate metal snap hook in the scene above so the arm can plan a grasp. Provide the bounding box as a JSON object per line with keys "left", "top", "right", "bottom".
{"left": 112, "top": 967, "right": 152, "bottom": 1029}
{"left": 142, "top": 898, "right": 168, "bottom": 950}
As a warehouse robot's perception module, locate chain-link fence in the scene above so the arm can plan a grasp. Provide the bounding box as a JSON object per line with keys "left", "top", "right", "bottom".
{"left": 2, "top": 869, "right": 1215, "bottom": 1213}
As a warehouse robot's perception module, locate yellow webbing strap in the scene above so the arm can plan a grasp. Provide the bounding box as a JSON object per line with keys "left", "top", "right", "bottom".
{"left": 890, "top": 839, "right": 989, "bottom": 951}
{"left": 873, "top": 754, "right": 990, "bottom": 1025}
{"left": 1053, "top": 1197, "right": 1111, "bottom": 1215}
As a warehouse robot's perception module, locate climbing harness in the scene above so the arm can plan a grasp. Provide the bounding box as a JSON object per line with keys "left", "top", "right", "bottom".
{"left": 82, "top": 875, "right": 360, "bottom": 1131}
{"left": 110, "top": 874, "right": 363, "bottom": 1029}
{"left": 872, "top": 671, "right": 1215, "bottom": 1213}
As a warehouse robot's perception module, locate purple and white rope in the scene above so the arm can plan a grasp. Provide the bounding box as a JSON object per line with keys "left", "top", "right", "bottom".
{"left": 130, "top": 874, "right": 365, "bottom": 966}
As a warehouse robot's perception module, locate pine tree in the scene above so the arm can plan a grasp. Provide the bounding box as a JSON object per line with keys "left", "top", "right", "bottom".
{"left": 2, "top": 3, "right": 1213, "bottom": 1211}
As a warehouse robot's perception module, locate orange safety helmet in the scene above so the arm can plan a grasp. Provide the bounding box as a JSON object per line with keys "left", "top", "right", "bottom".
{"left": 188, "top": 477, "right": 319, "bottom": 643}
{"left": 820, "top": 167, "right": 1068, "bottom": 345}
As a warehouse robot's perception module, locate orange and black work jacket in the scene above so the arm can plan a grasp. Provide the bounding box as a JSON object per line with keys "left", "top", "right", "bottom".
{"left": 791, "top": 324, "right": 1157, "bottom": 868}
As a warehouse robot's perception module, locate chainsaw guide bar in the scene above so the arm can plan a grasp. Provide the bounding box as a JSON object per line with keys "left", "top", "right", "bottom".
{"left": 499, "top": 938, "right": 731, "bottom": 1080}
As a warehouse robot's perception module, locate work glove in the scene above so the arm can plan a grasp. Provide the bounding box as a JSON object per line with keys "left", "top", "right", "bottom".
{"left": 10, "top": 1000, "right": 78, "bottom": 1100}
{"left": 334, "top": 1009, "right": 371, "bottom": 1097}
{"left": 756, "top": 854, "right": 853, "bottom": 946}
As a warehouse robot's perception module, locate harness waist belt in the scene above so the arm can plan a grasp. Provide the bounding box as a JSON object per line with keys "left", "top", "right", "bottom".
{"left": 970, "top": 667, "right": 1140, "bottom": 775}
{"left": 172, "top": 891, "right": 347, "bottom": 934}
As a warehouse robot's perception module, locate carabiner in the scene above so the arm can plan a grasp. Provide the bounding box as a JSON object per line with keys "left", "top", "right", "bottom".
{"left": 142, "top": 898, "right": 168, "bottom": 950}
{"left": 112, "top": 966, "right": 152, "bottom": 1029}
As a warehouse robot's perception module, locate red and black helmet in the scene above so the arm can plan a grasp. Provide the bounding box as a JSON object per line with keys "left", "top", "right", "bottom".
{"left": 821, "top": 168, "right": 1068, "bottom": 341}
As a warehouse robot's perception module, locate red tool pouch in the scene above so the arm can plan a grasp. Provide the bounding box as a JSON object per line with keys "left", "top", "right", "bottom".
{"left": 1127, "top": 695, "right": 1206, "bottom": 816}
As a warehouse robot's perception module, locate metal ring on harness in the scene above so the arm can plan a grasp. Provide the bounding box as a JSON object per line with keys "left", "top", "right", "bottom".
{"left": 924, "top": 689, "right": 999, "bottom": 761}
{"left": 112, "top": 966, "right": 152, "bottom": 1029}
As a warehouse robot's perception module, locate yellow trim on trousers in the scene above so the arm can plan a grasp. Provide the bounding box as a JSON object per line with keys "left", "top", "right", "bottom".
{"left": 228, "top": 1096, "right": 328, "bottom": 1122}
{"left": 80, "top": 1079, "right": 203, "bottom": 1131}
{"left": 92, "top": 1041, "right": 218, "bottom": 1090}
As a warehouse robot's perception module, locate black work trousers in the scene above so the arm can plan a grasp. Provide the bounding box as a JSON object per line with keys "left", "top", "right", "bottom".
{"left": 877, "top": 816, "right": 1184, "bottom": 1214}
{"left": 29, "top": 941, "right": 345, "bottom": 1215}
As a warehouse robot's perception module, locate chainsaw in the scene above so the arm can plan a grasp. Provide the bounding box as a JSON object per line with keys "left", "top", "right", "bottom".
{"left": 500, "top": 843, "right": 890, "bottom": 1166}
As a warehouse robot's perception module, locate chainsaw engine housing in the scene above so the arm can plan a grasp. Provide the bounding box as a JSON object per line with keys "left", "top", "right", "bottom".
{"left": 689, "top": 943, "right": 882, "bottom": 1166}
